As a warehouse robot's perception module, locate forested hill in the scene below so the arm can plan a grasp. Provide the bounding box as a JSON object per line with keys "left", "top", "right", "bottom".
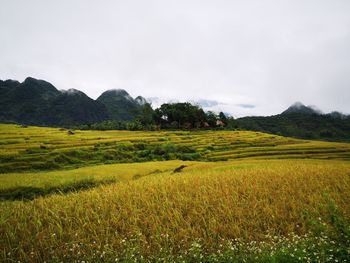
{"left": 0, "top": 77, "right": 147, "bottom": 126}
{"left": 236, "top": 103, "right": 350, "bottom": 142}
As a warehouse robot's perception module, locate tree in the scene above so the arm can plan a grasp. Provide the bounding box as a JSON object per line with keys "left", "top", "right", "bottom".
{"left": 219, "top": 112, "right": 228, "bottom": 124}
{"left": 137, "top": 103, "right": 154, "bottom": 126}
{"left": 225, "top": 117, "right": 237, "bottom": 129}
{"left": 155, "top": 103, "right": 207, "bottom": 129}
{"left": 206, "top": 111, "right": 217, "bottom": 127}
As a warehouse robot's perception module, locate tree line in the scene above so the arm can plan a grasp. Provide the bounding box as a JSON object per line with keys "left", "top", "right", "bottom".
{"left": 76, "top": 102, "right": 237, "bottom": 131}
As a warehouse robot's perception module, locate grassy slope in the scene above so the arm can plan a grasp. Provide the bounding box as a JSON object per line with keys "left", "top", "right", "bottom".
{"left": 1, "top": 124, "right": 350, "bottom": 261}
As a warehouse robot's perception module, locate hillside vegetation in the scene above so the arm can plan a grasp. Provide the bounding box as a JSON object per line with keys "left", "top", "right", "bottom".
{"left": 237, "top": 112, "right": 350, "bottom": 142}
{"left": 1, "top": 124, "right": 350, "bottom": 173}
{"left": 1, "top": 124, "right": 350, "bottom": 262}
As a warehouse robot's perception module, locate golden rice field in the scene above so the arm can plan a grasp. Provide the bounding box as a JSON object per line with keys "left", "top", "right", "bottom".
{"left": 1, "top": 124, "right": 350, "bottom": 173}
{"left": 0, "top": 124, "right": 350, "bottom": 262}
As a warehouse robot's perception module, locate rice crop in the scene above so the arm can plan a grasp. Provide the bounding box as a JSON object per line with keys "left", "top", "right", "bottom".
{"left": 1, "top": 124, "right": 350, "bottom": 262}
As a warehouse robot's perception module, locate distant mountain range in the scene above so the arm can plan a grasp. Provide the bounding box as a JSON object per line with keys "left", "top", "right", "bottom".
{"left": 236, "top": 102, "right": 350, "bottom": 141}
{"left": 0, "top": 77, "right": 147, "bottom": 126}
{"left": 1, "top": 77, "right": 350, "bottom": 141}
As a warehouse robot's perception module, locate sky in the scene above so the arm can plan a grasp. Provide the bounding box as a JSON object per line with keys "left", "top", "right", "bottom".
{"left": 1, "top": 0, "right": 350, "bottom": 117}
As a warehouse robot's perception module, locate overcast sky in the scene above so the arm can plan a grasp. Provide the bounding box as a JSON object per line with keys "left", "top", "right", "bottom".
{"left": 1, "top": 0, "right": 350, "bottom": 117}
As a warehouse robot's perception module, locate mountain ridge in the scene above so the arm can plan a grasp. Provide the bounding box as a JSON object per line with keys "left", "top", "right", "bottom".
{"left": 0, "top": 77, "right": 148, "bottom": 125}
{"left": 236, "top": 104, "right": 350, "bottom": 141}
{"left": 281, "top": 102, "right": 321, "bottom": 115}
{"left": 96, "top": 89, "right": 144, "bottom": 121}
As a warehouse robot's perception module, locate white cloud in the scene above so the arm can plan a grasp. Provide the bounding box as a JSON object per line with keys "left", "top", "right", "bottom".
{"left": 1, "top": 0, "right": 350, "bottom": 117}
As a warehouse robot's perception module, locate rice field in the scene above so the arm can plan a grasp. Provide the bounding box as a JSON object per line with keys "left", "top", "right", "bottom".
{"left": 0, "top": 124, "right": 350, "bottom": 262}
{"left": 1, "top": 124, "right": 350, "bottom": 173}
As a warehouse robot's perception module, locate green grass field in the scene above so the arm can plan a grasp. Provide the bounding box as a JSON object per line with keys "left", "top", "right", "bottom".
{"left": 1, "top": 124, "right": 350, "bottom": 262}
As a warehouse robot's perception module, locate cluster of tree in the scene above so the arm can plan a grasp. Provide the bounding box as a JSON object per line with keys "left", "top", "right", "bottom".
{"left": 152, "top": 103, "right": 236, "bottom": 129}
{"left": 75, "top": 102, "right": 236, "bottom": 131}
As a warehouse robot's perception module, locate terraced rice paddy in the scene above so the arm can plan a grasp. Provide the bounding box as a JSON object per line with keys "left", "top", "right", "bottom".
{"left": 1, "top": 124, "right": 350, "bottom": 262}
{"left": 1, "top": 124, "right": 350, "bottom": 173}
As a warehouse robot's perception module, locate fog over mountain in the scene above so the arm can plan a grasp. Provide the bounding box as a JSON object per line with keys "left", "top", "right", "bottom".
{"left": 1, "top": 0, "right": 350, "bottom": 117}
